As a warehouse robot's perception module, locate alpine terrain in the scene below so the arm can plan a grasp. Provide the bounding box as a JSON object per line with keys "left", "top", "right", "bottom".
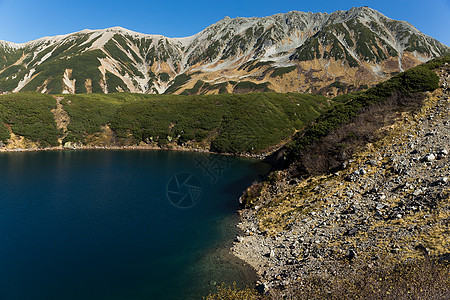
{"left": 0, "top": 7, "right": 448, "bottom": 96}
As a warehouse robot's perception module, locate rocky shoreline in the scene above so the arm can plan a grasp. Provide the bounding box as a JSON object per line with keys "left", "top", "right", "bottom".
{"left": 0, "top": 143, "right": 268, "bottom": 159}
{"left": 231, "top": 67, "right": 450, "bottom": 293}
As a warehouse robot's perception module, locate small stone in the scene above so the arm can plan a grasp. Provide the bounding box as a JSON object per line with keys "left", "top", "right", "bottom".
{"left": 390, "top": 245, "right": 400, "bottom": 253}
{"left": 376, "top": 203, "right": 385, "bottom": 211}
{"left": 415, "top": 244, "right": 430, "bottom": 256}
{"left": 344, "top": 227, "right": 359, "bottom": 236}
{"left": 209, "top": 280, "right": 217, "bottom": 286}
{"left": 341, "top": 161, "right": 349, "bottom": 169}
{"left": 441, "top": 177, "right": 448, "bottom": 184}
{"left": 346, "top": 249, "right": 357, "bottom": 260}
{"left": 424, "top": 153, "right": 436, "bottom": 162}
{"left": 270, "top": 249, "right": 275, "bottom": 258}
{"left": 413, "top": 189, "right": 423, "bottom": 196}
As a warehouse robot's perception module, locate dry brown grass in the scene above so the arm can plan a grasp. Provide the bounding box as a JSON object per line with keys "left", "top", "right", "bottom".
{"left": 207, "top": 259, "right": 450, "bottom": 299}
{"left": 278, "top": 258, "right": 450, "bottom": 300}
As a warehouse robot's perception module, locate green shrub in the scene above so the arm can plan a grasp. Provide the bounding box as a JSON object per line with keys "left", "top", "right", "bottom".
{"left": 164, "top": 73, "right": 192, "bottom": 94}
{"left": 0, "top": 93, "right": 59, "bottom": 146}
{"left": 0, "top": 123, "right": 10, "bottom": 142}
{"left": 287, "top": 61, "right": 441, "bottom": 162}
{"left": 270, "top": 66, "right": 296, "bottom": 78}
{"left": 233, "top": 82, "right": 273, "bottom": 93}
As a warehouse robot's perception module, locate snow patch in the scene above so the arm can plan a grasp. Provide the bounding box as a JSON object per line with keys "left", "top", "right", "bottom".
{"left": 98, "top": 57, "right": 140, "bottom": 92}
{"left": 13, "top": 69, "right": 36, "bottom": 92}
{"left": 37, "top": 50, "right": 54, "bottom": 66}
{"left": 370, "top": 64, "right": 384, "bottom": 76}
{"left": 62, "top": 69, "right": 76, "bottom": 94}
{"left": 90, "top": 31, "right": 116, "bottom": 49}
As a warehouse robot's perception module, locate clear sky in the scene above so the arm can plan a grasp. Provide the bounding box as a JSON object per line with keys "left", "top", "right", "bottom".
{"left": 0, "top": 0, "right": 449, "bottom": 46}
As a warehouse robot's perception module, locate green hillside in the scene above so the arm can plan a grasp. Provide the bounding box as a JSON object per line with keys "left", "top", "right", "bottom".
{"left": 0, "top": 92, "right": 332, "bottom": 154}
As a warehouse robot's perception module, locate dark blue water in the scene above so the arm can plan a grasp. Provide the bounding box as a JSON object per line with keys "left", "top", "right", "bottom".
{"left": 0, "top": 150, "right": 268, "bottom": 300}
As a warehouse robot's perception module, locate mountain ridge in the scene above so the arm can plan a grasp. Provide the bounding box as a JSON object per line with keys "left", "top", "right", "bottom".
{"left": 0, "top": 7, "right": 448, "bottom": 95}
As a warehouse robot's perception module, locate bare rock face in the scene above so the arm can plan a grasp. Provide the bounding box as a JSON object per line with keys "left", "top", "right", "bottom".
{"left": 0, "top": 7, "right": 448, "bottom": 95}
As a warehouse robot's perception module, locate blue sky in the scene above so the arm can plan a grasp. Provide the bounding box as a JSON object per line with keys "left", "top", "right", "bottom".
{"left": 0, "top": 0, "right": 449, "bottom": 46}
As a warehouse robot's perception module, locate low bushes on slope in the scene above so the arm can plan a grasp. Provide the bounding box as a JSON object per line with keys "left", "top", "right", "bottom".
{"left": 108, "top": 92, "right": 330, "bottom": 153}
{"left": 0, "top": 93, "right": 59, "bottom": 146}
{"left": 0, "top": 91, "right": 331, "bottom": 153}
{"left": 0, "top": 123, "right": 9, "bottom": 142}
{"left": 61, "top": 93, "right": 130, "bottom": 142}
{"left": 286, "top": 60, "right": 443, "bottom": 173}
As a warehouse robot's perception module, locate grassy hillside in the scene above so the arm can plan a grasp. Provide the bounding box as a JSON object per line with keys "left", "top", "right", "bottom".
{"left": 0, "top": 92, "right": 332, "bottom": 154}
{"left": 63, "top": 92, "right": 331, "bottom": 154}
{"left": 0, "top": 93, "right": 59, "bottom": 146}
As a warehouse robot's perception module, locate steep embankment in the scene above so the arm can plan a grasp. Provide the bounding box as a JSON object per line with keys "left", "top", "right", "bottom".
{"left": 0, "top": 92, "right": 331, "bottom": 155}
{"left": 231, "top": 57, "right": 450, "bottom": 297}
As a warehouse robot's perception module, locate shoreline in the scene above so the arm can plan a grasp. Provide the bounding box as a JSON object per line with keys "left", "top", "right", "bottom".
{"left": 231, "top": 85, "right": 450, "bottom": 293}
{"left": 0, "top": 144, "right": 268, "bottom": 159}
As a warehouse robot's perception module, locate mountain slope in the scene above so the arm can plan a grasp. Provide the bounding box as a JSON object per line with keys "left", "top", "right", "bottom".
{"left": 0, "top": 92, "right": 331, "bottom": 154}
{"left": 0, "top": 7, "right": 448, "bottom": 95}
{"left": 231, "top": 56, "right": 450, "bottom": 298}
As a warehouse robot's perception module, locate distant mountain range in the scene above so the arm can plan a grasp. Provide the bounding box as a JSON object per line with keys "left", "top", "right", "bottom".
{"left": 0, "top": 7, "right": 448, "bottom": 95}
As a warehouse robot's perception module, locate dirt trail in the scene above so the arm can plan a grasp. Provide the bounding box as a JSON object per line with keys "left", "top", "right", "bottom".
{"left": 51, "top": 96, "right": 70, "bottom": 146}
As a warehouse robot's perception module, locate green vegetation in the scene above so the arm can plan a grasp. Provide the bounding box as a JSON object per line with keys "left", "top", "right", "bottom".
{"left": 0, "top": 93, "right": 59, "bottom": 146}
{"left": 0, "top": 46, "right": 23, "bottom": 70}
{"left": 61, "top": 93, "right": 128, "bottom": 142}
{"left": 0, "top": 123, "right": 10, "bottom": 142}
{"left": 239, "top": 60, "right": 274, "bottom": 72}
{"left": 106, "top": 71, "right": 129, "bottom": 93}
{"left": 404, "top": 34, "right": 429, "bottom": 54}
{"left": 54, "top": 92, "right": 329, "bottom": 153}
{"left": 291, "top": 37, "right": 320, "bottom": 61}
{"left": 287, "top": 58, "right": 443, "bottom": 163}
{"left": 189, "top": 41, "right": 221, "bottom": 65}
{"left": 159, "top": 72, "right": 170, "bottom": 82}
{"left": 233, "top": 81, "right": 273, "bottom": 93}
{"left": 21, "top": 49, "right": 107, "bottom": 94}
{"left": 109, "top": 92, "right": 329, "bottom": 153}
{"left": 164, "top": 73, "right": 192, "bottom": 94}
{"left": 329, "top": 80, "right": 346, "bottom": 90}
{"left": 202, "top": 82, "right": 229, "bottom": 94}
{"left": 180, "top": 80, "right": 205, "bottom": 95}
{"left": 270, "top": 66, "right": 296, "bottom": 78}
{"left": 0, "top": 90, "right": 331, "bottom": 153}
{"left": 346, "top": 20, "right": 386, "bottom": 62}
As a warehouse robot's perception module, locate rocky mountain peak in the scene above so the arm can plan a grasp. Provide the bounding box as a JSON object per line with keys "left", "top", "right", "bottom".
{"left": 0, "top": 7, "right": 448, "bottom": 95}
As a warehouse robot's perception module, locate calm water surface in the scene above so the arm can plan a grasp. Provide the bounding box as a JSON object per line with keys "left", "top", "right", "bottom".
{"left": 0, "top": 150, "right": 268, "bottom": 300}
